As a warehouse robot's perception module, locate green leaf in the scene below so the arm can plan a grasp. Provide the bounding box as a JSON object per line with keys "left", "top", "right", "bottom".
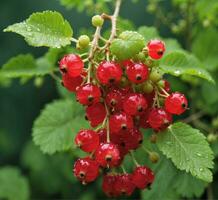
{"left": 4, "top": 11, "right": 73, "bottom": 48}
{"left": 160, "top": 51, "right": 215, "bottom": 83}
{"left": 0, "top": 54, "right": 53, "bottom": 78}
{"left": 32, "top": 99, "right": 88, "bottom": 154}
{"left": 157, "top": 122, "right": 214, "bottom": 182}
{"left": 192, "top": 28, "right": 218, "bottom": 71}
{"left": 110, "top": 31, "right": 145, "bottom": 60}
{"left": 0, "top": 167, "right": 30, "bottom": 200}
{"left": 138, "top": 26, "right": 160, "bottom": 43}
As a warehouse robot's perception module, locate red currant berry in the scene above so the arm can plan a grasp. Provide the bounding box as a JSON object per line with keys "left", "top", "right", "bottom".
{"left": 75, "top": 130, "right": 99, "bottom": 153}
{"left": 132, "top": 166, "right": 154, "bottom": 189}
{"left": 59, "top": 54, "right": 84, "bottom": 77}
{"left": 76, "top": 83, "right": 101, "bottom": 105}
{"left": 97, "top": 129, "right": 107, "bottom": 143}
{"left": 105, "top": 88, "right": 123, "bottom": 110}
{"left": 73, "top": 157, "right": 99, "bottom": 184}
{"left": 126, "top": 63, "right": 149, "bottom": 84}
{"left": 102, "top": 175, "right": 118, "bottom": 197}
{"left": 62, "top": 73, "right": 83, "bottom": 92}
{"left": 115, "top": 174, "right": 135, "bottom": 196}
{"left": 109, "top": 112, "right": 133, "bottom": 133}
{"left": 123, "top": 93, "right": 148, "bottom": 116}
{"left": 163, "top": 80, "right": 171, "bottom": 92}
{"left": 164, "top": 92, "right": 188, "bottom": 115}
{"left": 123, "top": 128, "right": 143, "bottom": 150}
{"left": 143, "top": 92, "right": 155, "bottom": 107}
{"left": 95, "top": 143, "right": 121, "bottom": 168}
{"left": 147, "top": 39, "right": 165, "bottom": 60}
{"left": 148, "top": 108, "right": 172, "bottom": 131}
{"left": 97, "top": 61, "right": 122, "bottom": 85}
{"left": 139, "top": 109, "right": 151, "bottom": 129}
{"left": 86, "top": 103, "right": 106, "bottom": 127}
{"left": 122, "top": 59, "right": 134, "bottom": 68}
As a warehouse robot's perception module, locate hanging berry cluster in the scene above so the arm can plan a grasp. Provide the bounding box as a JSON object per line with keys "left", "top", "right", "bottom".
{"left": 58, "top": 3, "right": 188, "bottom": 197}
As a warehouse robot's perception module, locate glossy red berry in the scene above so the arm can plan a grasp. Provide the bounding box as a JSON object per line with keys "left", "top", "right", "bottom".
{"left": 139, "top": 109, "right": 151, "bottom": 129}
{"left": 163, "top": 80, "right": 171, "bottom": 92}
{"left": 105, "top": 88, "right": 123, "bottom": 110}
{"left": 76, "top": 83, "right": 101, "bottom": 105}
{"left": 97, "top": 129, "right": 107, "bottom": 143}
{"left": 122, "top": 60, "right": 134, "bottom": 68}
{"left": 132, "top": 166, "right": 154, "bottom": 189}
{"left": 123, "top": 93, "right": 148, "bottom": 116}
{"left": 73, "top": 157, "right": 99, "bottom": 184}
{"left": 95, "top": 143, "right": 121, "bottom": 168}
{"left": 115, "top": 174, "right": 135, "bottom": 196}
{"left": 62, "top": 73, "right": 83, "bottom": 92}
{"left": 164, "top": 92, "right": 188, "bottom": 115}
{"left": 86, "top": 103, "right": 106, "bottom": 127}
{"left": 147, "top": 39, "right": 165, "bottom": 60}
{"left": 102, "top": 175, "right": 118, "bottom": 197}
{"left": 97, "top": 61, "right": 122, "bottom": 85}
{"left": 59, "top": 54, "right": 84, "bottom": 77}
{"left": 109, "top": 112, "right": 133, "bottom": 133}
{"left": 148, "top": 108, "right": 172, "bottom": 131}
{"left": 123, "top": 128, "right": 143, "bottom": 150}
{"left": 126, "top": 63, "right": 149, "bottom": 84}
{"left": 75, "top": 130, "right": 99, "bottom": 153}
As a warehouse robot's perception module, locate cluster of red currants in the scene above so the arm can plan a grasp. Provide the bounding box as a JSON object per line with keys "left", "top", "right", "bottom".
{"left": 59, "top": 39, "right": 188, "bottom": 197}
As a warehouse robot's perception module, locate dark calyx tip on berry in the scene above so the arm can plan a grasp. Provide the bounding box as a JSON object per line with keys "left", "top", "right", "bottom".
{"left": 181, "top": 103, "right": 187, "bottom": 109}
{"left": 121, "top": 191, "right": 127, "bottom": 196}
{"left": 139, "top": 139, "right": 143, "bottom": 144}
{"left": 60, "top": 67, "right": 67, "bottom": 74}
{"left": 85, "top": 115, "right": 88, "bottom": 120}
{"left": 61, "top": 81, "right": 64, "bottom": 87}
{"left": 121, "top": 142, "right": 126, "bottom": 147}
{"left": 121, "top": 124, "right": 127, "bottom": 130}
{"left": 88, "top": 95, "right": 94, "bottom": 102}
{"left": 157, "top": 50, "right": 163, "bottom": 55}
{"left": 109, "top": 78, "right": 115, "bottom": 83}
{"left": 79, "top": 171, "right": 85, "bottom": 178}
{"left": 137, "top": 106, "right": 143, "bottom": 112}
{"left": 105, "top": 155, "right": 112, "bottom": 162}
{"left": 136, "top": 75, "right": 142, "bottom": 81}
{"left": 110, "top": 99, "right": 117, "bottom": 106}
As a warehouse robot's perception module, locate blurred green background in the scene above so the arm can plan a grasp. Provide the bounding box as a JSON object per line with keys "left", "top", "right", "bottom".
{"left": 0, "top": 0, "right": 218, "bottom": 199}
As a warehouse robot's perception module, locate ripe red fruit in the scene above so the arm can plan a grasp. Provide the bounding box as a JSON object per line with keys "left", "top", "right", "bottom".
{"left": 163, "top": 80, "right": 171, "bottom": 92}
{"left": 102, "top": 175, "right": 118, "bottom": 197}
{"left": 123, "top": 128, "right": 143, "bottom": 150}
{"left": 115, "top": 174, "right": 135, "bottom": 196}
{"left": 148, "top": 108, "right": 172, "bottom": 131}
{"left": 59, "top": 54, "right": 84, "bottom": 77}
{"left": 105, "top": 88, "right": 123, "bottom": 111}
{"left": 164, "top": 92, "right": 188, "bottom": 115}
{"left": 75, "top": 130, "right": 99, "bottom": 152}
{"left": 132, "top": 166, "right": 154, "bottom": 189}
{"left": 86, "top": 103, "right": 106, "bottom": 127}
{"left": 109, "top": 112, "right": 133, "bottom": 133}
{"left": 62, "top": 73, "right": 83, "bottom": 92}
{"left": 123, "top": 93, "right": 148, "bottom": 116}
{"left": 122, "top": 60, "right": 134, "bottom": 68}
{"left": 97, "top": 129, "right": 107, "bottom": 143}
{"left": 73, "top": 157, "right": 99, "bottom": 184}
{"left": 126, "top": 63, "right": 149, "bottom": 84}
{"left": 76, "top": 83, "right": 101, "bottom": 105}
{"left": 95, "top": 143, "right": 121, "bottom": 168}
{"left": 97, "top": 61, "right": 122, "bottom": 85}
{"left": 139, "top": 109, "right": 151, "bottom": 129}
{"left": 147, "top": 39, "right": 165, "bottom": 60}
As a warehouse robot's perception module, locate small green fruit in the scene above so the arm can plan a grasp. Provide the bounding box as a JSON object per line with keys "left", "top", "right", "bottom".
{"left": 34, "top": 77, "right": 44, "bottom": 88}
{"left": 149, "top": 70, "right": 162, "bottom": 83}
{"left": 207, "top": 133, "right": 217, "bottom": 143}
{"left": 157, "top": 80, "right": 165, "bottom": 88}
{"left": 78, "top": 35, "right": 90, "bottom": 48}
{"left": 149, "top": 152, "right": 160, "bottom": 163}
{"left": 92, "top": 15, "right": 104, "bottom": 27}
{"left": 142, "top": 81, "right": 153, "bottom": 94}
{"left": 150, "top": 134, "right": 157, "bottom": 143}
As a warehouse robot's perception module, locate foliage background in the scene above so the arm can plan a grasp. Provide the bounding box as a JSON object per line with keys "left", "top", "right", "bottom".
{"left": 0, "top": 0, "right": 218, "bottom": 199}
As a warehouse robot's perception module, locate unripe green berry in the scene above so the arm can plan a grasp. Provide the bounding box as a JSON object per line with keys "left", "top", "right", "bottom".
{"left": 78, "top": 35, "right": 90, "bottom": 48}
{"left": 135, "top": 84, "right": 143, "bottom": 93}
{"left": 212, "top": 117, "right": 218, "bottom": 129}
{"left": 135, "top": 52, "right": 146, "bottom": 62}
{"left": 157, "top": 80, "right": 165, "bottom": 88}
{"left": 34, "top": 77, "right": 44, "bottom": 88}
{"left": 149, "top": 152, "right": 160, "bottom": 163}
{"left": 150, "top": 134, "right": 157, "bottom": 143}
{"left": 120, "top": 76, "right": 130, "bottom": 87}
{"left": 142, "top": 81, "right": 153, "bottom": 94}
{"left": 92, "top": 15, "right": 104, "bottom": 27}
{"left": 207, "top": 133, "right": 217, "bottom": 143}
{"left": 149, "top": 70, "right": 162, "bottom": 83}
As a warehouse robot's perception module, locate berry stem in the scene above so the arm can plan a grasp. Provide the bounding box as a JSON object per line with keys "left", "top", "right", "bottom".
{"left": 141, "top": 145, "right": 151, "bottom": 155}
{"left": 50, "top": 72, "right": 61, "bottom": 82}
{"left": 70, "top": 37, "right": 78, "bottom": 43}
{"left": 121, "top": 164, "right": 127, "bottom": 173}
{"left": 129, "top": 151, "right": 140, "bottom": 167}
